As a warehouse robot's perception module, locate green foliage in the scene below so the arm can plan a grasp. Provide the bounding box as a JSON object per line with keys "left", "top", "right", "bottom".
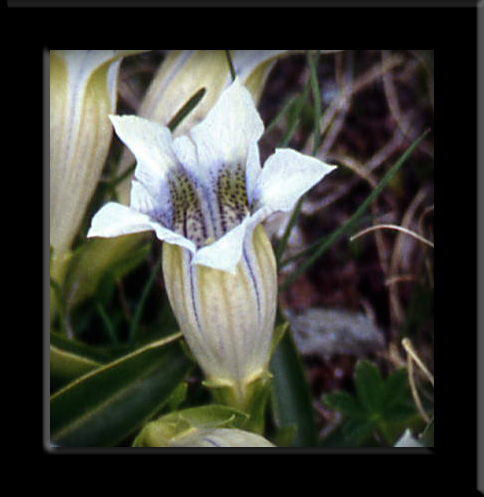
{"left": 51, "top": 334, "right": 193, "bottom": 447}
{"left": 51, "top": 234, "right": 150, "bottom": 327}
{"left": 50, "top": 332, "right": 107, "bottom": 391}
{"left": 323, "top": 360, "right": 421, "bottom": 446}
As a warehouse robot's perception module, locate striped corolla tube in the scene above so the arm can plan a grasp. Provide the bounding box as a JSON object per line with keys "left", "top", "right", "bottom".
{"left": 88, "top": 77, "right": 336, "bottom": 407}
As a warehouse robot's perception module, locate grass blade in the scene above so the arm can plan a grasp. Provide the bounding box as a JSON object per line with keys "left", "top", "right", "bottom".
{"left": 168, "top": 87, "right": 207, "bottom": 133}
{"left": 128, "top": 256, "right": 162, "bottom": 345}
{"left": 225, "top": 50, "right": 236, "bottom": 81}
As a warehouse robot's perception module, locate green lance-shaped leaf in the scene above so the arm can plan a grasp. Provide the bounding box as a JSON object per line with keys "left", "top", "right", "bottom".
{"left": 270, "top": 327, "right": 318, "bottom": 447}
{"left": 50, "top": 333, "right": 192, "bottom": 447}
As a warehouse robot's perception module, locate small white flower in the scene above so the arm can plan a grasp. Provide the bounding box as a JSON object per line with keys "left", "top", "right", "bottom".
{"left": 88, "top": 77, "right": 336, "bottom": 402}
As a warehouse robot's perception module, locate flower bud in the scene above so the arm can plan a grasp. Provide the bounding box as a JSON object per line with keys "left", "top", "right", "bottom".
{"left": 50, "top": 50, "right": 146, "bottom": 267}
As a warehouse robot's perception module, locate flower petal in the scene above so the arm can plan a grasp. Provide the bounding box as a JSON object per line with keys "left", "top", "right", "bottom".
{"left": 191, "top": 215, "right": 254, "bottom": 274}
{"left": 172, "top": 134, "right": 199, "bottom": 183}
{"left": 87, "top": 201, "right": 197, "bottom": 254}
{"left": 109, "top": 115, "right": 179, "bottom": 201}
{"left": 87, "top": 202, "right": 154, "bottom": 238}
{"left": 130, "top": 178, "right": 172, "bottom": 228}
{"left": 251, "top": 148, "right": 337, "bottom": 213}
{"left": 188, "top": 77, "right": 264, "bottom": 187}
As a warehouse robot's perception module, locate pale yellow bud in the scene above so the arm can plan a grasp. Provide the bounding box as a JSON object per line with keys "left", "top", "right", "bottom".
{"left": 50, "top": 50, "right": 147, "bottom": 265}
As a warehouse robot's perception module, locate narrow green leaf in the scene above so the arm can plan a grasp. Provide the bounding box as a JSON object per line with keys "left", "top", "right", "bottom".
{"left": 128, "top": 255, "right": 162, "bottom": 345}
{"left": 279, "top": 80, "right": 310, "bottom": 148}
{"left": 273, "top": 424, "right": 298, "bottom": 447}
{"left": 51, "top": 333, "right": 192, "bottom": 447}
{"left": 167, "top": 87, "right": 206, "bottom": 133}
{"left": 275, "top": 195, "right": 304, "bottom": 266}
{"left": 95, "top": 301, "right": 119, "bottom": 345}
{"left": 50, "top": 331, "right": 112, "bottom": 364}
{"left": 50, "top": 344, "right": 103, "bottom": 391}
{"left": 225, "top": 50, "right": 236, "bottom": 81}
{"left": 264, "top": 94, "right": 300, "bottom": 137}
{"left": 50, "top": 332, "right": 115, "bottom": 390}
{"left": 269, "top": 330, "right": 318, "bottom": 447}
{"left": 306, "top": 50, "right": 322, "bottom": 155}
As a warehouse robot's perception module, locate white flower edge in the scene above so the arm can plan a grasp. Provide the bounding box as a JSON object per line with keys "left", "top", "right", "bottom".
{"left": 251, "top": 148, "right": 337, "bottom": 213}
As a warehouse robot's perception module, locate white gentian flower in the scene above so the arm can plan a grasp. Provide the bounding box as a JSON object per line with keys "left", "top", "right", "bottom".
{"left": 88, "top": 77, "right": 336, "bottom": 408}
